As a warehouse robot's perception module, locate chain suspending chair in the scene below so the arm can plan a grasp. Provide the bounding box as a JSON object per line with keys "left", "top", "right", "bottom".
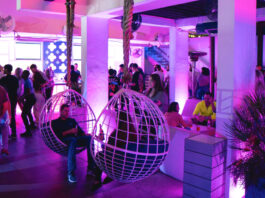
{"left": 39, "top": 0, "right": 96, "bottom": 155}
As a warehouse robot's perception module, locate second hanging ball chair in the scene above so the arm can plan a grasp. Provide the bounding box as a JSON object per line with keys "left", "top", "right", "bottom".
{"left": 90, "top": 89, "right": 170, "bottom": 183}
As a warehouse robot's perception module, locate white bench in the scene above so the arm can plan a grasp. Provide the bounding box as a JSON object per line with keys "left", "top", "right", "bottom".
{"left": 160, "top": 127, "right": 195, "bottom": 181}
{"left": 160, "top": 98, "right": 204, "bottom": 181}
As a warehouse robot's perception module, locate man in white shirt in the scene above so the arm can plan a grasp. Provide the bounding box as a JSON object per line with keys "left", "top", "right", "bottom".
{"left": 153, "top": 64, "right": 164, "bottom": 85}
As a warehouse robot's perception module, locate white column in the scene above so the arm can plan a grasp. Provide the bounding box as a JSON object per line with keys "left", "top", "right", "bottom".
{"left": 169, "top": 28, "right": 189, "bottom": 112}
{"left": 81, "top": 16, "right": 109, "bottom": 117}
{"left": 217, "top": 0, "right": 256, "bottom": 197}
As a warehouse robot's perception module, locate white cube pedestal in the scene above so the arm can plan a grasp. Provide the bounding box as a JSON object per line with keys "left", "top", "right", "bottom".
{"left": 183, "top": 134, "right": 227, "bottom": 198}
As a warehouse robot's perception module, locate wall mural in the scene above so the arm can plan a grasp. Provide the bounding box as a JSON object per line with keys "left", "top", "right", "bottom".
{"left": 43, "top": 41, "right": 67, "bottom": 73}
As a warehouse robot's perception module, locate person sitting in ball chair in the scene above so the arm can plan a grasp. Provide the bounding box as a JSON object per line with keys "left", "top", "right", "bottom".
{"left": 52, "top": 104, "right": 99, "bottom": 184}
{"left": 94, "top": 109, "right": 168, "bottom": 184}
{"left": 93, "top": 110, "right": 138, "bottom": 186}
{"left": 107, "top": 111, "right": 138, "bottom": 149}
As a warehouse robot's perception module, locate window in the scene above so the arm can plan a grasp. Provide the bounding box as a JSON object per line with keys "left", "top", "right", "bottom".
{"left": 73, "top": 45, "right": 81, "bottom": 60}
{"left": 16, "top": 42, "right": 41, "bottom": 60}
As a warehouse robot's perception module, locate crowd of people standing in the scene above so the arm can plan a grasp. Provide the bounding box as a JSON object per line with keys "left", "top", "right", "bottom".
{"left": 0, "top": 64, "right": 55, "bottom": 141}
{"left": 0, "top": 62, "right": 85, "bottom": 155}
{"left": 108, "top": 63, "right": 170, "bottom": 113}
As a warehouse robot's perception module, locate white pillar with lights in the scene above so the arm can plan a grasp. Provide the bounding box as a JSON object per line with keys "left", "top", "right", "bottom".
{"left": 217, "top": 0, "right": 256, "bottom": 197}
{"left": 169, "top": 27, "right": 189, "bottom": 112}
{"left": 81, "top": 16, "right": 109, "bottom": 117}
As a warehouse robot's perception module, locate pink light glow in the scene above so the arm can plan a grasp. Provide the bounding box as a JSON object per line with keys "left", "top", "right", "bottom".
{"left": 174, "top": 73, "right": 188, "bottom": 114}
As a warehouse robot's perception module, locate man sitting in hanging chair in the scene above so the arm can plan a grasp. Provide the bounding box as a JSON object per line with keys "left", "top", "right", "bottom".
{"left": 51, "top": 104, "right": 98, "bottom": 183}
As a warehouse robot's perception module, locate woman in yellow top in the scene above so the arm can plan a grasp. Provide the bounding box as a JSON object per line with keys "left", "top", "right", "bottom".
{"left": 165, "top": 102, "right": 191, "bottom": 128}
{"left": 192, "top": 92, "right": 216, "bottom": 126}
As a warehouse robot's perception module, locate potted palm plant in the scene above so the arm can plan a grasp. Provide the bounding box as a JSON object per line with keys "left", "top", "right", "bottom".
{"left": 226, "top": 91, "right": 265, "bottom": 197}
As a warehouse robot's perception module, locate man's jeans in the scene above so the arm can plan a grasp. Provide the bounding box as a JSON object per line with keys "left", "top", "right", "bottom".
{"left": 0, "top": 124, "right": 9, "bottom": 150}
{"left": 63, "top": 135, "right": 96, "bottom": 175}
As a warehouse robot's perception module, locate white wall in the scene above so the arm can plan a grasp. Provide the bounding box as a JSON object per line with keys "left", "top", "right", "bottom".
{"left": 108, "top": 39, "right": 145, "bottom": 72}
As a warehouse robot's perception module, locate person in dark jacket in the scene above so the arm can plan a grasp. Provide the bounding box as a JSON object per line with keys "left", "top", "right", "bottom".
{"left": 64, "top": 65, "right": 81, "bottom": 93}
{"left": 20, "top": 70, "right": 36, "bottom": 137}
{"left": 0, "top": 64, "right": 18, "bottom": 138}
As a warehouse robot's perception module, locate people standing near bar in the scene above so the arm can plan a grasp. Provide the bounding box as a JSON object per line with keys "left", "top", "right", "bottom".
{"left": 20, "top": 70, "right": 36, "bottom": 137}
{"left": 0, "top": 64, "right": 19, "bottom": 138}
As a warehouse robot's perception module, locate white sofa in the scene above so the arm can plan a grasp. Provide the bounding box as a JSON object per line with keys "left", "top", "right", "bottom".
{"left": 160, "top": 99, "right": 201, "bottom": 181}
{"left": 160, "top": 127, "right": 195, "bottom": 181}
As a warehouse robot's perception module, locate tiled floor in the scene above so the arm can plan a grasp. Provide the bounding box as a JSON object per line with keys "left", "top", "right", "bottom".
{"left": 0, "top": 116, "right": 183, "bottom": 198}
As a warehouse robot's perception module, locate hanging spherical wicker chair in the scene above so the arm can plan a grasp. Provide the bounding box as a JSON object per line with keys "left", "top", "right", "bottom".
{"left": 90, "top": 89, "right": 170, "bottom": 183}
{"left": 39, "top": 89, "right": 96, "bottom": 155}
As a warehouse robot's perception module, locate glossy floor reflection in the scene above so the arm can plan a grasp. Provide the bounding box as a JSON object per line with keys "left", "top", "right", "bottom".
{"left": 0, "top": 116, "right": 182, "bottom": 198}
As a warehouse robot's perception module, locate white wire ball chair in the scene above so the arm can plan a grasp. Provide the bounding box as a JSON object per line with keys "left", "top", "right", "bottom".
{"left": 39, "top": 89, "right": 96, "bottom": 155}
{"left": 90, "top": 88, "right": 170, "bottom": 183}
